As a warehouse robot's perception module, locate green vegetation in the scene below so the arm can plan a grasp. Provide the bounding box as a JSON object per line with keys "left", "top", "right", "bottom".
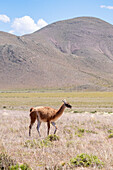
{"left": 91, "top": 110, "right": 97, "bottom": 114}
{"left": 10, "top": 163, "right": 31, "bottom": 170}
{"left": 108, "top": 129, "right": 113, "bottom": 133}
{"left": 0, "top": 153, "right": 16, "bottom": 169}
{"left": 46, "top": 134, "right": 60, "bottom": 142}
{"left": 75, "top": 128, "right": 85, "bottom": 137}
{"left": 24, "top": 135, "right": 59, "bottom": 148}
{"left": 107, "top": 129, "right": 113, "bottom": 138}
{"left": 24, "top": 139, "right": 51, "bottom": 148}
{"left": 70, "top": 153, "right": 104, "bottom": 168}
{"left": 86, "top": 130, "right": 98, "bottom": 134}
{"left": 0, "top": 153, "right": 31, "bottom": 170}
{"left": 75, "top": 128, "right": 98, "bottom": 137}
{"left": 73, "top": 110, "right": 79, "bottom": 113}
{"left": 108, "top": 133, "right": 113, "bottom": 138}
{"left": 0, "top": 91, "right": 113, "bottom": 111}
{"left": 1, "top": 91, "right": 113, "bottom": 169}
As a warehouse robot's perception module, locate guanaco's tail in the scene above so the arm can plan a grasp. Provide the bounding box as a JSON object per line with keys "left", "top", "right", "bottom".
{"left": 29, "top": 107, "right": 38, "bottom": 123}
{"left": 30, "top": 107, "right": 34, "bottom": 112}
{"left": 29, "top": 110, "right": 37, "bottom": 136}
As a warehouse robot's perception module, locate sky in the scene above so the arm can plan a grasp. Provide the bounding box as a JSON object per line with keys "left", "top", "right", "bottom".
{"left": 0, "top": 0, "right": 113, "bottom": 36}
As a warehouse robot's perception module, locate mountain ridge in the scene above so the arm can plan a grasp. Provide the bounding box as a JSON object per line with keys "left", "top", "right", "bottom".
{"left": 0, "top": 17, "right": 113, "bottom": 91}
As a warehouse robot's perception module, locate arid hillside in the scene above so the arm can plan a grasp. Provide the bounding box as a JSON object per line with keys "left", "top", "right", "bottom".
{"left": 0, "top": 17, "right": 113, "bottom": 90}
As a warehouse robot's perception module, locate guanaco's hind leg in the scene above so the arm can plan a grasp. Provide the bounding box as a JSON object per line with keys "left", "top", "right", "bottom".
{"left": 29, "top": 111, "right": 37, "bottom": 136}
{"left": 51, "top": 122, "right": 57, "bottom": 134}
{"left": 37, "top": 120, "right": 41, "bottom": 137}
{"left": 47, "top": 122, "right": 50, "bottom": 136}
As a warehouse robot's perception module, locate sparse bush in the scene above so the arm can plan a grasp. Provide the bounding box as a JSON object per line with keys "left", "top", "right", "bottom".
{"left": 0, "top": 153, "right": 31, "bottom": 170}
{"left": 108, "top": 133, "right": 113, "bottom": 138}
{"left": 38, "top": 138, "right": 51, "bottom": 148}
{"left": 10, "top": 163, "right": 31, "bottom": 170}
{"left": 46, "top": 134, "right": 59, "bottom": 142}
{"left": 108, "top": 129, "right": 113, "bottom": 133}
{"left": 75, "top": 128, "right": 85, "bottom": 137}
{"left": 24, "top": 135, "right": 59, "bottom": 149}
{"left": 70, "top": 153, "right": 104, "bottom": 168}
{"left": 73, "top": 110, "right": 78, "bottom": 113}
{"left": 0, "top": 153, "right": 16, "bottom": 169}
{"left": 86, "top": 130, "right": 98, "bottom": 134}
{"left": 19, "top": 163, "right": 31, "bottom": 170}
{"left": 75, "top": 128, "right": 98, "bottom": 137}
{"left": 108, "top": 128, "right": 113, "bottom": 138}
{"left": 24, "top": 138, "right": 51, "bottom": 148}
{"left": 38, "top": 135, "right": 59, "bottom": 148}
{"left": 10, "top": 164, "right": 19, "bottom": 170}
{"left": 91, "top": 111, "right": 97, "bottom": 114}
{"left": 78, "top": 128, "right": 85, "bottom": 133}
{"left": 24, "top": 139, "right": 37, "bottom": 148}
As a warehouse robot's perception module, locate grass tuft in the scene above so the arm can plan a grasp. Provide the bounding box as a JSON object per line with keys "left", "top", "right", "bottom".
{"left": 24, "top": 135, "right": 59, "bottom": 149}
{"left": 108, "top": 129, "right": 113, "bottom": 133}
{"left": 46, "top": 134, "right": 60, "bottom": 142}
{"left": 0, "top": 153, "right": 16, "bottom": 169}
{"left": 70, "top": 153, "right": 104, "bottom": 168}
{"left": 108, "top": 133, "right": 113, "bottom": 138}
{"left": 10, "top": 163, "right": 31, "bottom": 170}
{"left": 75, "top": 128, "right": 85, "bottom": 137}
{"left": 0, "top": 153, "right": 31, "bottom": 170}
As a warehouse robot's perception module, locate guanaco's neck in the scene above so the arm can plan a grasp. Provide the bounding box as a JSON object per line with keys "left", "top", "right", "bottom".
{"left": 55, "top": 104, "right": 66, "bottom": 118}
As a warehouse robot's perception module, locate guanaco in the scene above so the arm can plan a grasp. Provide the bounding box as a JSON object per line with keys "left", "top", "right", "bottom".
{"left": 29, "top": 100, "right": 72, "bottom": 136}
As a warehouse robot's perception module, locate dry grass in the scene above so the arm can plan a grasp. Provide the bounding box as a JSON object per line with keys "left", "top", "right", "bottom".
{"left": 0, "top": 108, "right": 113, "bottom": 169}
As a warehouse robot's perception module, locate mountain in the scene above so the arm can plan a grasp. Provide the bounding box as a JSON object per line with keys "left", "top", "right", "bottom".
{"left": 0, "top": 17, "right": 113, "bottom": 91}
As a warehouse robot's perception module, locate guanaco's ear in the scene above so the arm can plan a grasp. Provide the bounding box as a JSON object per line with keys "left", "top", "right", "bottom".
{"left": 62, "top": 99, "right": 67, "bottom": 104}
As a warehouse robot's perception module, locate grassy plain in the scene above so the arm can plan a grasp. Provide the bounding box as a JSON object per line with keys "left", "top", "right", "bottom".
{"left": 0, "top": 91, "right": 113, "bottom": 169}
{"left": 0, "top": 91, "right": 113, "bottom": 112}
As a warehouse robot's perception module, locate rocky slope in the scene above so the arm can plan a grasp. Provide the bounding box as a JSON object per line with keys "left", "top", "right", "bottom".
{"left": 0, "top": 17, "right": 113, "bottom": 90}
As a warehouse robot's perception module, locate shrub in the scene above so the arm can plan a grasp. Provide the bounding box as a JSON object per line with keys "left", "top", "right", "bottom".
{"left": 24, "top": 139, "right": 37, "bottom": 148}
{"left": 0, "top": 153, "right": 31, "bottom": 170}
{"left": 70, "top": 153, "right": 104, "bottom": 168}
{"left": 0, "top": 153, "right": 16, "bottom": 169}
{"left": 78, "top": 128, "right": 85, "bottom": 133}
{"left": 108, "top": 133, "right": 113, "bottom": 138}
{"left": 46, "top": 134, "right": 59, "bottom": 142}
{"left": 86, "top": 130, "right": 98, "bottom": 134}
{"left": 10, "top": 163, "right": 31, "bottom": 170}
{"left": 38, "top": 138, "right": 51, "bottom": 148}
{"left": 38, "top": 135, "right": 59, "bottom": 148}
{"left": 24, "top": 135, "right": 59, "bottom": 149}
{"left": 73, "top": 110, "right": 78, "bottom": 113}
{"left": 91, "top": 111, "right": 97, "bottom": 114}
{"left": 75, "top": 128, "right": 85, "bottom": 137}
{"left": 108, "top": 129, "right": 113, "bottom": 133}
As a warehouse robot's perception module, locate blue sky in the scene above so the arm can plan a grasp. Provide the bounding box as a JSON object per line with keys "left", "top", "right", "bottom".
{"left": 0, "top": 0, "right": 113, "bottom": 35}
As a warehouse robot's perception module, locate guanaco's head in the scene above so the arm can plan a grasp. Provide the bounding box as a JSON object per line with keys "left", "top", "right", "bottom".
{"left": 62, "top": 99, "right": 72, "bottom": 108}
